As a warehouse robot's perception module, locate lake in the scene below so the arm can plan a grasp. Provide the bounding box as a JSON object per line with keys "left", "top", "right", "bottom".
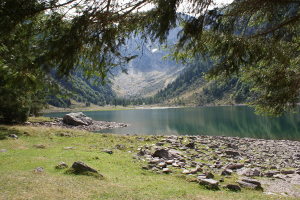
{"left": 45, "top": 106, "right": 300, "bottom": 140}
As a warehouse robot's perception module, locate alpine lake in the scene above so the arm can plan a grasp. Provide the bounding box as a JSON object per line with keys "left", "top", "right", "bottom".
{"left": 45, "top": 106, "right": 300, "bottom": 141}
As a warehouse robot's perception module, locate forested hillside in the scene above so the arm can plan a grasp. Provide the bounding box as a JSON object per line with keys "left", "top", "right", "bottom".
{"left": 152, "top": 57, "right": 254, "bottom": 106}
{"left": 48, "top": 72, "right": 116, "bottom": 107}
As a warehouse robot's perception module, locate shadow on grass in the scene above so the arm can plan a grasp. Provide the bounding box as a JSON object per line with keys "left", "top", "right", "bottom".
{"left": 0, "top": 127, "right": 22, "bottom": 140}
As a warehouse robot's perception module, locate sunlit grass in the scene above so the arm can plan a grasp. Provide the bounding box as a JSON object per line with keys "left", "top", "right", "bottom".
{"left": 0, "top": 125, "right": 296, "bottom": 200}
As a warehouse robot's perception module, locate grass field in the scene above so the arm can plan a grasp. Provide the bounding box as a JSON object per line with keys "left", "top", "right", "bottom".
{"left": 0, "top": 123, "right": 296, "bottom": 200}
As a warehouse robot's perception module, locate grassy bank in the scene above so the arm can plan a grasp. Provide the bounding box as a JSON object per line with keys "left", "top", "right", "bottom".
{"left": 0, "top": 124, "right": 295, "bottom": 200}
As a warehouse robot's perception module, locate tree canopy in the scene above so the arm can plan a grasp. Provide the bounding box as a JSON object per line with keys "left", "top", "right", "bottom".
{"left": 0, "top": 0, "right": 299, "bottom": 122}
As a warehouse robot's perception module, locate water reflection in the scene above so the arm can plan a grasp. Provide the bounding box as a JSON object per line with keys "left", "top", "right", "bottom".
{"left": 45, "top": 106, "right": 300, "bottom": 140}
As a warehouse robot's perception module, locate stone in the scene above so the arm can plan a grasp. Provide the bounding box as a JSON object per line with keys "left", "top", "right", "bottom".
{"left": 221, "top": 169, "right": 233, "bottom": 176}
{"left": 0, "top": 149, "right": 7, "bottom": 152}
{"left": 157, "top": 162, "right": 167, "bottom": 168}
{"left": 226, "top": 184, "right": 241, "bottom": 192}
{"left": 102, "top": 149, "right": 113, "bottom": 154}
{"left": 205, "top": 172, "right": 214, "bottom": 179}
{"left": 34, "top": 144, "right": 46, "bottom": 149}
{"left": 264, "top": 170, "right": 279, "bottom": 177}
{"left": 55, "top": 162, "right": 68, "bottom": 169}
{"left": 199, "top": 178, "right": 219, "bottom": 189}
{"left": 162, "top": 168, "right": 171, "bottom": 174}
{"left": 224, "top": 150, "right": 240, "bottom": 157}
{"left": 156, "top": 142, "right": 165, "bottom": 146}
{"left": 182, "top": 169, "right": 190, "bottom": 174}
{"left": 237, "top": 180, "right": 262, "bottom": 190}
{"left": 64, "top": 146, "right": 75, "bottom": 150}
{"left": 115, "top": 144, "right": 126, "bottom": 150}
{"left": 152, "top": 149, "right": 173, "bottom": 159}
{"left": 166, "top": 160, "right": 174, "bottom": 165}
{"left": 63, "top": 112, "right": 93, "bottom": 126}
{"left": 185, "top": 142, "right": 195, "bottom": 149}
{"left": 71, "top": 161, "right": 98, "bottom": 174}
{"left": 241, "top": 168, "right": 261, "bottom": 177}
{"left": 226, "top": 163, "right": 244, "bottom": 170}
{"left": 240, "top": 178, "right": 263, "bottom": 190}
{"left": 33, "top": 167, "right": 44, "bottom": 173}
{"left": 281, "top": 170, "right": 295, "bottom": 175}
{"left": 8, "top": 134, "right": 18, "bottom": 139}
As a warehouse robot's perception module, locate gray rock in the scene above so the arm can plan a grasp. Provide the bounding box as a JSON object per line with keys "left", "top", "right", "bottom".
{"left": 224, "top": 150, "right": 240, "bottom": 157}
{"left": 71, "top": 161, "right": 98, "bottom": 174}
{"left": 63, "top": 112, "right": 93, "bottom": 126}
{"left": 264, "top": 170, "right": 280, "bottom": 177}
{"left": 55, "top": 162, "right": 68, "bottom": 169}
{"left": 152, "top": 149, "right": 174, "bottom": 159}
{"left": 8, "top": 134, "right": 18, "bottom": 139}
{"left": 241, "top": 168, "right": 261, "bottom": 177}
{"left": 33, "top": 167, "right": 44, "bottom": 173}
{"left": 281, "top": 170, "right": 295, "bottom": 175}
{"left": 221, "top": 169, "right": 233, "bottom": 176}
{"left": 241, "top": 178, "right": 263, "bottom": 190}
{"left": 199, "top": 178, "right": 219, "bottom": 189}
{"left": 115, "top": 144, "right": 126, "bottom": 150}
{"left": 162, "top": 168, "right": 171, "bottom": 174}
{"left": 237, "top": 180, "right": 262, "bottom": 190}
{"left": 0, "top": 149, "right": 7, "bottom": 152}
{"left": 226, "top": 184, "right": 241, "bottom": 191}
{"left": 182, "top": 169, "right": 190, "bottom": 174}
{"left": 226, "top": 163, "right": 244, "bottom": 170}
{"left": 205, "top": 172, "right": 214, "bottom": 179}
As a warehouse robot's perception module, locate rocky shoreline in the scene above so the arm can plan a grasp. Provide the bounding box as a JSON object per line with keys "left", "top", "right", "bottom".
{"left": 25, "top": 117, "right": 128, "bottom": 131}
{"left": 134, "top": 135, "right": 300, "bottom": 197}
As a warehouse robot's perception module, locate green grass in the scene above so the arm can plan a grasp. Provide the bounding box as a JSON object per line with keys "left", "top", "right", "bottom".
{"left": 28, "top": 116, "right": 55, "bottom": 123}
{"left": 0, "top": 125, "right": 296, "bottom": 200}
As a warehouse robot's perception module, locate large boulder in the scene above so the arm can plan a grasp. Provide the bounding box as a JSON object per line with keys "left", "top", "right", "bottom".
{"left": 63, "top": 112, "right": 93, "bottom": 126}
{"left": 71, "top": 161, "right": 98, "bottom": 173}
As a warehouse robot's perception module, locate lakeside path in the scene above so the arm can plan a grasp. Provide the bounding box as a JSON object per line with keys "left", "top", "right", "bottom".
{"left": 0, "top": 121, "right": 299, "bottom": 199}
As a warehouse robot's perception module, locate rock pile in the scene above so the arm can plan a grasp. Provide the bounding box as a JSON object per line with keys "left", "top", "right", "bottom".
{"left": 25, "top": 112, "right": 128, "bottom": 131}
{"left": 135, "top": 135, "right": 300, "bottom": 195}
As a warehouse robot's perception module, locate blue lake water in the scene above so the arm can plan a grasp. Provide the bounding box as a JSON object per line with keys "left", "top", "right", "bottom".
{"left": 45, "top": 106, "right": 300, "bottom": 140}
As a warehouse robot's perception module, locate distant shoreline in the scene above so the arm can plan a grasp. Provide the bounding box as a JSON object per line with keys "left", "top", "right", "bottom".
{"left": 42, "top": 104, "right": 247, "bottom": 114}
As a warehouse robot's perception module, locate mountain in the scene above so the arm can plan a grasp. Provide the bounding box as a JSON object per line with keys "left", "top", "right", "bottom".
{"left": 152, "top": 57, "right": 253, "bottom": 106}
{"left": 111, "top": 27, "right": 185, "bottom": 98}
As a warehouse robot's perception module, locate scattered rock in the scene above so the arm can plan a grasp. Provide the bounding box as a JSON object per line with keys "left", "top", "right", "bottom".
{"left": 33, "top": 167, "right": 44, "bottom": 173}
{"left": 237, "top": 180, "right": 260, "bottom": 190}
{"left": 8, "top": 134, "right": 18, "bottom": 139}
{"left": 226, "top": 163, "right": 244, "bottom": 170}
{"left": 162, "top": 168, "right": 171, "bottom": 174}
{"left": 63, "top": 112, "right": 93, "bottom": 126}
{"left": 34, "top": 144, "right": 46, "bottom": 149}
{"left": 55, "top": 162, "right": 68, "bottom": 169}
{"left": 238, "top": 178, "right": 263, "bottom": 190}
{"left": 281, "top": 170, "right": 295, "bottom": 175}
{"left": 71, "top": 161, "right": 98, "bottom": 174}
{"left": 102, "top": 149, "right": 113, "bottom": 154}
{"left": 226, "top": 184, "right": 241, "bottom": 192}
{"left": 241, "top": 168, "right": 261, "bottom": 177}
{"left": 115, "top": 144, "right": 126, "bottom": 150}
{"left": 152, "top": 149, "right": 174, "bottom": 159}
{"left": 64, "top": 147, "right": 75, "bottom": 150}
{"left": 224, "top": 150, "right": 240, "bottom": 157}
{"left": 185, "top": 142, "right": 195, "bottom": 149}
{"left": 199, "top": 178, "right": 219, "bottom": 189}
{"left": 221, "top": 169, "right": 233, "bottom": 176}
{"left": 204, "top": 172, "right": 214, "bottom": 179}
